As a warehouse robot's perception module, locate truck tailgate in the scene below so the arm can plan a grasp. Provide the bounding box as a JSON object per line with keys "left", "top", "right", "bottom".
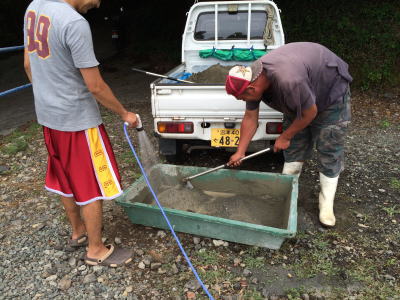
{"left": 152, "top": 84, "right": 281, "bottom": 119}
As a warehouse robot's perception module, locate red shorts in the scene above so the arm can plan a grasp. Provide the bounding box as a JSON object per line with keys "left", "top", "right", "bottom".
{"left": 43, "top": 124, "right": 122, "bottom": 205}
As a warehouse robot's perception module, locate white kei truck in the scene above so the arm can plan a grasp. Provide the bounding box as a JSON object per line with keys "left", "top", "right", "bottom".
{"left": 151, "top": 0, "right": 285, "bottom": 162}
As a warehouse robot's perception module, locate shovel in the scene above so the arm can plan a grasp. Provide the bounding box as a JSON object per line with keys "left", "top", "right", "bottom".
{"left": 182, "top": 147, "right": 271, "bottom": 189}
{"left": 131, "top": 67, "right": 195, "bottom": 84}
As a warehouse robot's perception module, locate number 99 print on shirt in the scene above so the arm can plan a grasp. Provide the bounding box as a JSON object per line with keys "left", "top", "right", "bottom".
{"left": 25, "top": 10, "right": 51, "bottom": 59}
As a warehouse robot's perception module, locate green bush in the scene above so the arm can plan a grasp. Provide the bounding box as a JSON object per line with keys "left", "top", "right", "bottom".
{"left": 278, "top": 0, "right": 400, "bottom": 90}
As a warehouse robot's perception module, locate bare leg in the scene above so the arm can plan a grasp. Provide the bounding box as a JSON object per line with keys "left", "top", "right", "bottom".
{"left": 61, "top": 196, "right": 86, "bottom": 239}
{"left": 80, "top": 200, "right": 109, "bottom": 258}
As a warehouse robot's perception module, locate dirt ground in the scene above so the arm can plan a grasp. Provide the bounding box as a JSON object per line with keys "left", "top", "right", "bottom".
{"left": 0, "top": 52, "right": 399, "bottom": 299}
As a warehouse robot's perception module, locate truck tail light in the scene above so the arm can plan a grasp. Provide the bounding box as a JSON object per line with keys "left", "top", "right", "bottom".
{"left": 266, "top": 122, "right": 283, "bottom": 134}
{"left": 157, "top": 122, "right": 194, "bottom": 134}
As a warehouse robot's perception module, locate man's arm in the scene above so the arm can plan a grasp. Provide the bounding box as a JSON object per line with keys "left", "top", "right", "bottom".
{"left": 24, "top": 48, "right": 32, "bottom": 83}
{"left": 228, "top": 108, "right": 259, "bottom": 166}
{"left": 274, "top": 104, "right": 317, "bottom": 152}
{"left": 80, "top": 67, "right": 137, "bottom": 127}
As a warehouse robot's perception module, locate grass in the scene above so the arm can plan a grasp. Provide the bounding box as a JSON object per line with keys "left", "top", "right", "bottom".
{"left": 348, "top": 258, "right": 399, "bottom": 299}
{"left": 1, "top": 136, "right": 28, "bottom": 155}
{"left": 194, "top": 249, "right": 236, "bottom": 286}
{"left": 385, "top": 258, "right": 397, "bottom": 268}
{"left": 0, "top": 122, "right": 41, "bottom": 155}
{"left": 241, "top": 246, "right": 266, "bottom": 269}
{"left": 200, "top": 268, "right": 235, "bottom": 285}
{"left": 285, "top": 286, "right": 307, "bottom": 300}
{"left": 243, "top": 256, "right": 265, "bottom": 269}
{"left": 1, "top": 122, "right": 41, "bottom": 144}
{"left": 118, "top": 149, "right": 136, "bottom": 165}
{"left": 381, "top": 205, "right": 400, "bottom": 217}
{"left": 242, "top": 288, "right": 264, "bottom": 299}
{"left": 390, "top": 178, "right": 400, "bottom": 190}
{"left": 292, "top": 233, "right": 340, "bottom": 278}
{"left": 294, "top": 250, "right": 339, "bottom": 279}
{"left": 195, "top": 249, "right": 221, "bottom": 266}
{"left": 281, "top": 232, "right": 399, "bottom": 298}
{"left": 380, "top": 120, "right": 391, "bottom": 129}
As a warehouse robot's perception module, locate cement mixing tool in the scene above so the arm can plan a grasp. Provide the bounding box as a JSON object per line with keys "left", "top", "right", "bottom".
{"left": 182, "top": 147, "right": 271, "bottom": 189}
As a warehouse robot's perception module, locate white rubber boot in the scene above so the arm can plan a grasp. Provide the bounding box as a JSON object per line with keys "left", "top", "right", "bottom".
{"left": 319, "top": 173, "right": 339, "bottom": 227}
{"left": 282, "top": 162, "right": 304, "bottom": 178}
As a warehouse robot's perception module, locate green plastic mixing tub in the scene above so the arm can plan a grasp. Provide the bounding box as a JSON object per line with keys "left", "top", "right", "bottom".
{"left": 116, "top": 164, "right": 298, "bottom": 249}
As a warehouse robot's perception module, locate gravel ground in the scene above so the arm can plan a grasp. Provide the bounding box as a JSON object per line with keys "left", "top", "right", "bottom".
{"left": 0, "top": 55, "right": 399, "bottom": 299}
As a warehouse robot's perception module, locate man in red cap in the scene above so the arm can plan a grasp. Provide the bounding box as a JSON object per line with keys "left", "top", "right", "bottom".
{"left": 225, "top": 42, "right": 352, "bottom": 227}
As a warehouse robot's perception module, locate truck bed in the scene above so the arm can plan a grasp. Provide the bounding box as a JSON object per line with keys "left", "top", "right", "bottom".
{"left": 151, "top": 63, "right": 281, "bottom": 119}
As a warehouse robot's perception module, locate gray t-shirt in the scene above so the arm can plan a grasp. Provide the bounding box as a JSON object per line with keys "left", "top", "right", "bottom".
{"left": 24, "top": 0, "right": 102, "bottom": 131}
{"left": 246, "top": 42, "right": 352, "bottom": 119}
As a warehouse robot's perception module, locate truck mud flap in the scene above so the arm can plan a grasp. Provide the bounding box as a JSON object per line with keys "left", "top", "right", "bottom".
{"left": 159, "top": 138, "right": 177, "bottom": 155}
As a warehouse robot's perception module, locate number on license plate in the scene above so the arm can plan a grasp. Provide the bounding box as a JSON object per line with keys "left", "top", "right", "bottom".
{"left": 211, "top": 128, "right": 240, "bottom": 147}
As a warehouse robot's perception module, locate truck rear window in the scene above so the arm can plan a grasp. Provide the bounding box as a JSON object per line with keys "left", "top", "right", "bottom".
{"left": 194, "top": 11, "right": 267, "bottom": 41}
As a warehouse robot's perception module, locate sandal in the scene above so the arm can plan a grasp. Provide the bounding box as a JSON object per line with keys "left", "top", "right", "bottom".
{"left": 65, "top": 234, "right": 88, "bottom": 252}
{"left": 84, "top": 244, "right": 133, "bottom": 267}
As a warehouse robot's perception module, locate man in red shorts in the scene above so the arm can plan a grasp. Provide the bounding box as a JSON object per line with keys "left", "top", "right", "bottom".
{"left": 24, "top": 0, "right": 137, "bottom": 266}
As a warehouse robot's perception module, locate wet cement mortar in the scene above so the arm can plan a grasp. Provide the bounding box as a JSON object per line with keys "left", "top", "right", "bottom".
{"left": 0, "top": 54, "right": 399, "bottom": 299}
{"left": 187, "top": 64, "right": 232, "bottom": 84}
{"left": 128, "top": 173, "right": 289, "bottom": 229}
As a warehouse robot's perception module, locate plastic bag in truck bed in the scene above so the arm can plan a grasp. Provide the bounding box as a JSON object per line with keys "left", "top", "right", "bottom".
{"left": 199, "top": 47, "right": 268, "bottom": 61}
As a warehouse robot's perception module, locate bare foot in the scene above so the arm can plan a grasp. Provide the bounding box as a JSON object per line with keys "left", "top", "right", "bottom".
{"left": 86, "top": 244, "right": 110, "bottom": 260}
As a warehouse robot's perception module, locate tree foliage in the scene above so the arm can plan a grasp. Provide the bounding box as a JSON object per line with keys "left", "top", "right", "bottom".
{"left": 277, "top": 0, "right": 400, "bottom": 90}
{"left": 1, "top": 0, "right": 398, "bottom": 90}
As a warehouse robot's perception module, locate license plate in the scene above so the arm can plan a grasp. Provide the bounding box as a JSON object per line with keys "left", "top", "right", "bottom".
{"left": 211, "top": 128, "right": 240, "bottom": 147}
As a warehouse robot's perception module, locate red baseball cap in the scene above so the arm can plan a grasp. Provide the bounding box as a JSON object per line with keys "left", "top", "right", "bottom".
{"left": 225, "top": 60, "right": 263, "bottom": 97}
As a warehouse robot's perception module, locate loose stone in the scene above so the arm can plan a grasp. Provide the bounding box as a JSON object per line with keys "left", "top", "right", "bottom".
{"left": 58, "top": 277, "right": 72, "bottom": 290}
{"left": 83, "top": 273, "right": 97, "bottom": 284}
{"left": 212, "top": 240, "right": 225, "bottom": 247}
{"left": 138, "top": 262, "right": 146, "bottom": 269}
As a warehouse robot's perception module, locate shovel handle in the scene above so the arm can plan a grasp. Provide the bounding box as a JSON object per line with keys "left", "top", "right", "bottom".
{"left": 131, "top": 67, "right": 194, "bottom": 84}
{"left": 183, "top": 163, "right": 227, "bottom": 182}
{"left": 239, "top": 147, "right": 271, "bottom": 162}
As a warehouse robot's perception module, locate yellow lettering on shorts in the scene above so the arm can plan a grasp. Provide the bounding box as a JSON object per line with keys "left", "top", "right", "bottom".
{"left": 86, "top": 128, "right": 121, "bottom": 197}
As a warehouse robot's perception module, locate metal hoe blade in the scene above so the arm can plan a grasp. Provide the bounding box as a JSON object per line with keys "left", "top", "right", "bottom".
{"left": 182, "top": 178, "right": 194, "bottom": 190}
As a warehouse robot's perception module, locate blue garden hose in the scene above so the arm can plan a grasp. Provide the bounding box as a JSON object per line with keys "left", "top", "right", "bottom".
{"left": 123, "top": 123, "right": 214, "bottom": 300}
{"left": 0, "top": 45, "right": 24, "bottom": 54}
{"left": 0, "top": 83, "right": 32, "bottom": 98}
